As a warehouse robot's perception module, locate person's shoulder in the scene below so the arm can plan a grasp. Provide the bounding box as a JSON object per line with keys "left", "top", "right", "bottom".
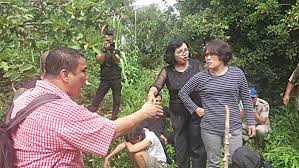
{"left": 164, "top": 64, "right": 172, "bottom": 69}
{"left": 229, "top": 66, "right": 242, "bottom": 72}
{"left": 115, "top": 49, "right": 121, "bottom": 55}
{"left": 257, "top": 98, "right": 269, "bottom": 106}
{"left": 145, "top": 129, "right": 157, "bottom": 137}
{"left": 20, "top": 78, "right": 40, "bottom": 89}
{"left": 163, "top": 64, "right": 173, "bottom": 73}
{"left": 228, "top": 66, "right": 246, "bottom": 75}
{"left": 190, "top": 58, "right": 200, "bottom": 64}
{"left": 145, "top": 130, "right": 159, "bottom": 144}
{"left": 190, "top": 59, "right": 203, "bottom": 69}
{"left": 194, "top": 69, "right": 208, "bottom": 77}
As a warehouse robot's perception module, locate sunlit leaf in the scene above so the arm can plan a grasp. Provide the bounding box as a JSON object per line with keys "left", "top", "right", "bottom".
{"left": 19, "top": 64, "right": 33, "bottom": 72}
{"left": 0, "top": 61, "right": 9, "bottom": 71}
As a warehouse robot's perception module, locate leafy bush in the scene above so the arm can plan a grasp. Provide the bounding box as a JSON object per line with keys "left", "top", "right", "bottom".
{"left": 264, "top": 105, "right": 299, "bottom": 168}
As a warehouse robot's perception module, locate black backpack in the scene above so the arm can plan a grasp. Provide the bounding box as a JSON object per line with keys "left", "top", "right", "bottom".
{"left": 0, "top": 94, "right": 60, "bottom": 168}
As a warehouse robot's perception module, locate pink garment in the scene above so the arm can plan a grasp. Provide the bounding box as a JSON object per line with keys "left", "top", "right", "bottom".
{"left": 11, "top": 80, "right": 115, "bottom": 167}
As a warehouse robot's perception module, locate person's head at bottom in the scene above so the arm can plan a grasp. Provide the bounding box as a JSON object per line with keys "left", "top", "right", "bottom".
{"left": 124, "top": 126, "right": 146, "bottom": 144}
{"left": 230, "top": 146, "right": 263, "bottom": 168}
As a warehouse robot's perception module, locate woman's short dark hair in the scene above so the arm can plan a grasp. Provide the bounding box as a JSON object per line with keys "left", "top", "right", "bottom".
{"left": 124, "top": 126, "right": 145, "bottom": 143}
{"left": 203, "top": 39, "right": 232, "bottom": 65}
{"left": 46, "top": 47, "right": 84, "bottom": 75}
{"left": 164, "top": 38, "right": 191, "bottom": 66}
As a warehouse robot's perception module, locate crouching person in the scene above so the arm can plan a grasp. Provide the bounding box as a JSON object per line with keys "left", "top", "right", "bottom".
{"left": 241, "top": 88, "right": 271, "bottom": 148}
{"left": 104, "top": 126, "right": 168, "bottom": 168}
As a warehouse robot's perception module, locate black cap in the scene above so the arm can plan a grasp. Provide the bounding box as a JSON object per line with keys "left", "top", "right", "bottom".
{"left": 231, "top": 146, "right": 263, "bottom": 168}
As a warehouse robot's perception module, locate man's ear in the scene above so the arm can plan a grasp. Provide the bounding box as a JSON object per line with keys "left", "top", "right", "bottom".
{"left": 42, "top": 64, "right": 46, "bottom": 73}
{"left": 60, "top": 69, "right": 70, "bottom": 82}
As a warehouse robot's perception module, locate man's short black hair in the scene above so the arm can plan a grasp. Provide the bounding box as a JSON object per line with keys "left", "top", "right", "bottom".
{"left": 45, "top": 47, "right": 83, "bottom": 75}
{"left": 104, "top": 30, "right": 114, "bottom": 36}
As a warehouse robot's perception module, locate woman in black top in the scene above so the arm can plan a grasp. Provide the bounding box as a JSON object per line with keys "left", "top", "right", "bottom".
{"left": 147, "top": 38, "right": 206, "bottom": 168}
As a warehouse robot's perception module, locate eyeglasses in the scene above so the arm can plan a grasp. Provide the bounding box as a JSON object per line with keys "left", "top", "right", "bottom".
{"left": 176, "top": 48, "right": 189, "bottom": 55}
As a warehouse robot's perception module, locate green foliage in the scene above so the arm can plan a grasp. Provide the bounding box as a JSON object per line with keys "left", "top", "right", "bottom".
{"left": 0, "top": 0, "right": 107, "bottom": 83}
{"left": 264, "top": 105, "right": 299, "bottom": 167}
{"left": 173, "top": 0, "right": 299, "bottom": 104}
{"left": 1, "top": 0, "right": 299, "bottom": 167}
{"left": 124, "top": 5, "right": 174, "bottom": 69}
{"left": 0, "top": 0, "right": 134, "bottom": 113}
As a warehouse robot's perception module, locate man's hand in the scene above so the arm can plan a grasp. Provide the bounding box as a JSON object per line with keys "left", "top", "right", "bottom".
{"left": 248, "top": 125, "right": 256, "bottom": 137}
{"left": 255, "top": 112, "right": 267, "bottom": 125}
{"left": 104, "top": 158, "right": 110, "bottom": 168}
{"left": 140, "top": 102, "right": 163, "bottom": 119}
{"left": 103, "top": 41, "right": 109, "bottom": 49}
{"left": 195, "top": 107, "right": 205, "bottom": 117}
{"left": 283, "top": 94, "right": 290, "bottom": 106}
{"left": 283, "top": 81, "right": 295, "bottom": 106}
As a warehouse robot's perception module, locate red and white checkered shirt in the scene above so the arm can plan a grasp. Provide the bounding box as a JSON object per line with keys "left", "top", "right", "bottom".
{"left": 11, "top": 80, "right": 116, "bottom": 167}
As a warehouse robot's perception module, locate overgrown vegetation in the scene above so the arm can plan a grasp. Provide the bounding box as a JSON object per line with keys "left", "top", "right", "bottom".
{"left": 264, "top": 105, "right": 299, "bottom": 167}
{"left": 1, "top": 0, "right": 299, "bottom": 167}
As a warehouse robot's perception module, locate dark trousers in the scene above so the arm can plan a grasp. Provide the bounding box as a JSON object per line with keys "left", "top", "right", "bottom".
{"left": 170, "top": 104, "right": 207, "bottom": 168}
{"left": 90, "top": 78, "right": 121, "bottom": 119}
{"left": 189, "top": 120, "right": 207, "bottom": 168}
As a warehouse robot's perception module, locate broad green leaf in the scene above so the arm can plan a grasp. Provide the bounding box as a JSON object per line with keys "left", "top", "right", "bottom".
{"left": 19, "top": 64, "right": 33, "bottom": 72}
{"left": 0, "top": 61, "right": 9, "bottom": 71}
{"left": 9, "top": 72, "right": 21, "bottom": 81}
{"left": 3, "top": 70, "right": 16, "bottom": 78}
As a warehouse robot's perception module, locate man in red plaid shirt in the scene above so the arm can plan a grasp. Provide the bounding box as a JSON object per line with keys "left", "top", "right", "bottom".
{"left": 10, "top": 47, "right": 163, "bottom": 167}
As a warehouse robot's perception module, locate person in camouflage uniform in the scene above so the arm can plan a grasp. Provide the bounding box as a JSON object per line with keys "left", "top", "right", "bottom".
{"left": 241, "top": 88, "right": 271, "bottom": 147}
{"left": 283, "top": 63, "right": 299, "bottom": 111}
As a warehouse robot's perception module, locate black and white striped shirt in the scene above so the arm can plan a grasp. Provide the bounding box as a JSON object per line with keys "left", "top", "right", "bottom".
{"left": 179, "top": 66, "right": 255, "bottom": 134}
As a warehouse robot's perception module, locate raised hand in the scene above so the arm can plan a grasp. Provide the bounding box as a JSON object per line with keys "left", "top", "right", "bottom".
{"left": 140, "top": 102, "right": 163, "bottom": 119}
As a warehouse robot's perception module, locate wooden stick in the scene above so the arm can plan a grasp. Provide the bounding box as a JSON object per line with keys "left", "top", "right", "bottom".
{"left": 223, "top": 105, "right": 230, "bottom": 168}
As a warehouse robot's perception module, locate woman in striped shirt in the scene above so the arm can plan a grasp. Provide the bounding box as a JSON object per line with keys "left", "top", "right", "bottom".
{"left": 179, "top": 39, "right": 256, "bottom": 168}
